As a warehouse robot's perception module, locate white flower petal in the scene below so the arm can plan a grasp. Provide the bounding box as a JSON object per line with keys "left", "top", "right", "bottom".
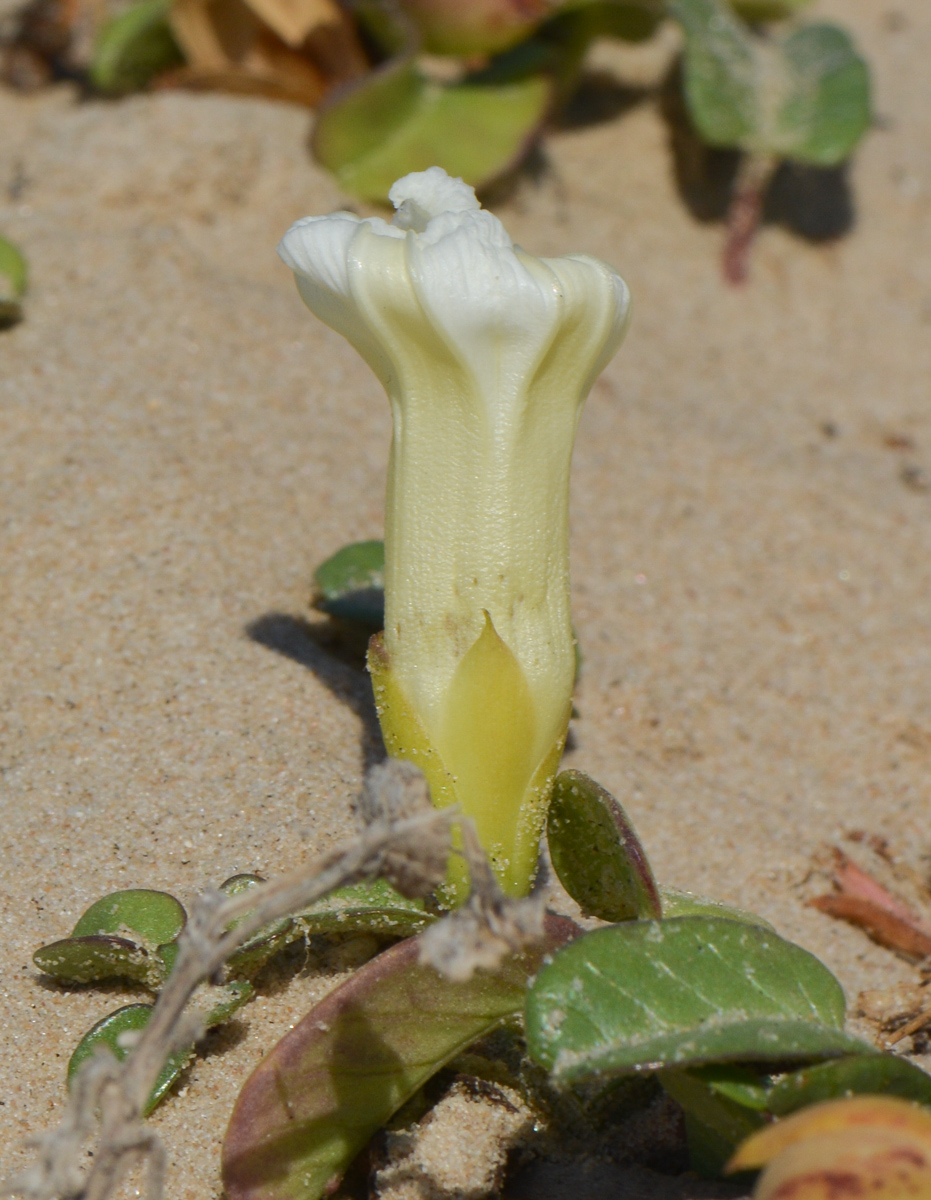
{"left": 389, "top": 166, "right": 480, "bottom": 232}
{"left": 406, "top": 208, "right": 560, "bottom": 408}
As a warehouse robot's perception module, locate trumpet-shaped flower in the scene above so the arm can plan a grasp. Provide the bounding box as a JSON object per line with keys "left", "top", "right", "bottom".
{"left": 279, "top": 167, "right": 630, "bottom": 898}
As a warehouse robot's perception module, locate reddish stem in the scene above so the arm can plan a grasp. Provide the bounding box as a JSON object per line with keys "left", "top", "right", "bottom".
{"left": 723, "top": 153, "right": 776, "bottom": 286}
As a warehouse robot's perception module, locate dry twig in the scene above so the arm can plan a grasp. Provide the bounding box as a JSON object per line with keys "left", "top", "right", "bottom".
{"left": 3, "top": 765, "right": 456, "bottom": 1200}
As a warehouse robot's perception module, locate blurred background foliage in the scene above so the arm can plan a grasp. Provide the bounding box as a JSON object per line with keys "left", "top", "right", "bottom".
{"left": 0, "top": 0, "right": 870, "bottom": 280}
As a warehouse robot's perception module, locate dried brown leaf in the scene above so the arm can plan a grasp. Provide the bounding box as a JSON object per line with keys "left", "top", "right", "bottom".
{"left": 809, "top": 893, "right": 931, "bottom": 960}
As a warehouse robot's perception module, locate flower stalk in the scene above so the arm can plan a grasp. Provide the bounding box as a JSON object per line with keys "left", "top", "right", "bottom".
{"left": 280, "top": 167, "right": 630, "bottom": 898}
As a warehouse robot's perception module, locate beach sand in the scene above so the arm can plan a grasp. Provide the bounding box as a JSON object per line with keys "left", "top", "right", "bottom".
{"left": 1, "top": 0, "right": 930, "bottom": 1193}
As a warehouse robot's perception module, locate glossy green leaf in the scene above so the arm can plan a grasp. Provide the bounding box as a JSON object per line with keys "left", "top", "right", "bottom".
{"left": 90, "top": 0, "right": 184, "bottom": 95}
{"left": 222, "top": 917, "right": 579, "bottom": 1200}
{"left": 767, "top": 1054, "right": 931, "bottom": 1116}
{"left": 67, "top": 982, "right": 253, "bottom": 1115}
{"left": 34, "top": 934, "right": 159, "bottom": 987}
{"left": 671, "top": 0, "right": 870, "bottom": 165}
{"left": 297, "top": 878, "right": 436, "bottom": 939}
{"left": 546, "top": 770, "right": 661, "bottom": 922}
{"left": 313, "top": 59, "right": 551, "bottom": 203}
{"left": 659, "top": 885, "right": 774, "bottom": 930}
{"left": 72, "top": 888, "right": 187, "bottom": 947}
{"left": 661, "top": 1067, "right": 768, "bottom": 1176}
{"left": 312, "top": 540, "right": 385, "bottom": 630}
{"left": 68, "top": 1004, "right": 191, "bottom": 1114}
{"left": 525, "top": 917, "right": 869, "bottom": 1084}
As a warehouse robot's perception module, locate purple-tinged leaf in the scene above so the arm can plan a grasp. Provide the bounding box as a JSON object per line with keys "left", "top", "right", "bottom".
{"left": 222, "top": 915, "right": 578, "bottom": 1200}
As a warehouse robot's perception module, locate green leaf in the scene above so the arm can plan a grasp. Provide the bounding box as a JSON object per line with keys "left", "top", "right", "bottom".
{"left": 728, "top": 0, "right": 812, "bottom": 20}
{"left": 90, "top": 0, "right": 184, "bottom": 95}
{"left": 775, "top": 24, "right": 871, "bottom": 166}
{"left": 68, "top": 1004, "right": 191, "bottom": 1114}
{"left": 0, "top": 235, "right": 27, "bottom": 329}
{"left": 35, "top": 890, "right": 186, "bottom": 986}
{"left": 297, "top": 878, "right": 436, "bottom": 939}
{"left": 660, "top": 1067, "right": 768, "bottom": 1175}
{"left": 313, "top": 59, "right": 552, "bottom": 203}
{"left": 689, "top": 1062, "right": 772, "bottom": 1109}
{"left": 34, "top": 934, "right": 160, "bottom": 987}
{"left": 670, "top": 0, "right": 757, "bottom": 148}
{"left": 767, "top": 1054, "right": 931, "bottom": 1116}
{"left": 312, "top": 540, "right": 385, "bottom": 630}
{"left": 547, "top": 0, "right": 661, "bottom": 44}
{"left": 659, "top": 885, "right": 774, "bottom": 930}
{"left": 203, "top": 979, "right": 255, "bottom": 1025}
{"left": 525, "top": 917, "right": 870, "bottom": 1084}
{"left": 670, "top": 0, "right": 870, "bottom": 165}
{"left": 546, "top": 770, "right": 662, "bottom": 922}
{"left": 222, "top": 917, "right": 579, "bottom": 1200}
{"left": 72, "top": 888, "right": 187, "bottom": 947}
{"left": 68, "top": 983, "right": 253, "bottom": 1115}
{"left": 0, "top": 235, "right": 27, "bottom": 298}
{"left": 219, "top": 874, "right": 297, "bottom": 977}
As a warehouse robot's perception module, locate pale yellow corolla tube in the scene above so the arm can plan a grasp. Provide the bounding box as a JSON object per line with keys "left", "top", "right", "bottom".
{"left": 279, "top": 167, "right": 630, "bottom": 899}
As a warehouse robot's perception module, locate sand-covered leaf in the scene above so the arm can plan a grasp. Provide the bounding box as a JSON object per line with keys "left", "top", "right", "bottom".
{"left": 671, "top": 0, "right": 869, "bottom": 165}
{"left": 297, "top": 878, "right": 435, "bottom": 938}
{"left": 312, "top": 539, "right": 385, "bottom": 629}
{"left": 728, "top": 1095, "right": 931, "bottom": 1196}
{"left": 34, "top": 934, "right": 159, "bottom": 986}
{"left": 35, "top": 890, "right": 186, "bottom": 986}
{"left": 313, "top": 57, "right": 551, "bottom": 202}
{"left": 219, "top": 874, "right": 297, "bottom": 976}
{"left": 223, "top": 917, "right": 577, "bottom": 1200}
{"left": 767, "top": 1053, "right": 931, "bottom": 1116}
{"left": 525, "top": 917, "right": 868, "bottom": 1083}
{"left": 90, "top": 0, "right": 184, "bottom": 94}
{"left": 547, "top": 769, "right": 661, "bottom": 922}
